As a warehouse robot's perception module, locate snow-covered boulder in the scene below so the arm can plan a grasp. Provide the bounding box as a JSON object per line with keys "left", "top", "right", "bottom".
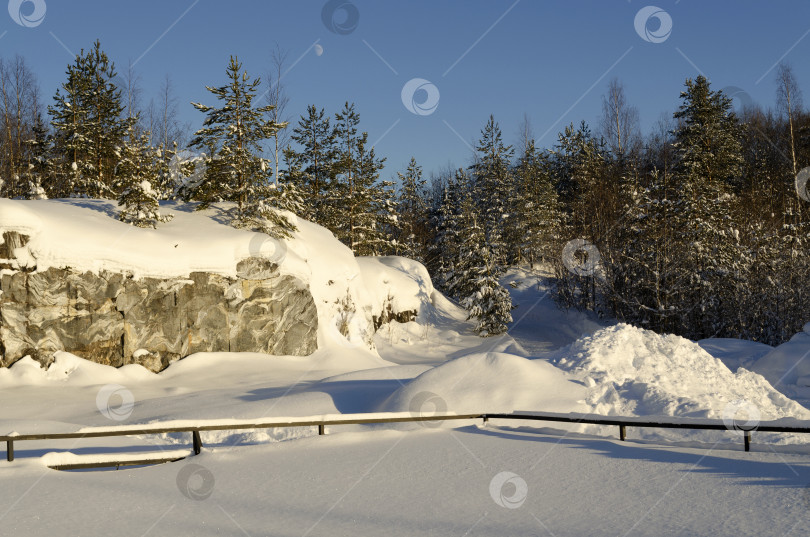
{"left": 0, "top": 198, "right": 440, "bottom": 371}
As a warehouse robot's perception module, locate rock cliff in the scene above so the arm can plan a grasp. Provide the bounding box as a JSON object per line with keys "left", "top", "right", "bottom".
{"left": 0, "top": 232, "right": 318, "bottom": 371}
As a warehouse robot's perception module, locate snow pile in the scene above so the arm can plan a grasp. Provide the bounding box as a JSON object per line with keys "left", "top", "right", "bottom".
{"left": 0, "top": 200, "right": 42, "bottom": 235}
{"left": 379, "top": 351, "right": 587, "bottom": 416}
{"left": 548, "top": 324, "right": 810, "bottom": 425}
{"left": 751, "top": 324, "right": 810, "bottom": 389}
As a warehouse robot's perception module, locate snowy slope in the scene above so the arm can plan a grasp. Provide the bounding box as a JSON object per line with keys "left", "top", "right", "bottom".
{"left": 3, "top": 200, "right": 810, "bottom": 454}
{"left": 501, "top": 267, "right": 609, "bottom": 355}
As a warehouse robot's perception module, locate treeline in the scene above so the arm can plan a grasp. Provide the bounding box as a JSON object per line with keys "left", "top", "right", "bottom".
{"left": 0, "top": 41, "right": 808, "bottom": 343}
{"left": 417, "top": 73, "right": 810, "bottom": 345}
{"left": 552, "top": 72, "right": 810, "bottom": 346}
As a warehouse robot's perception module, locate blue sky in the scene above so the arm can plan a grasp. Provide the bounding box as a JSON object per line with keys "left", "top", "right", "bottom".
{"left": 3, "top": 0, "right": 810, "bottom": 180}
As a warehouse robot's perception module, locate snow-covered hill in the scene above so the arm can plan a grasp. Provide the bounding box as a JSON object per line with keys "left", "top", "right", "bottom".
{"left": 0, "top": 198, "right": 450, "bottom": 356}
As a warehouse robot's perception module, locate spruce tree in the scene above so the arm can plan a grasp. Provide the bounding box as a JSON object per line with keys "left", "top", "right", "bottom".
{"left": 189, "top": 55, "right": 294, "bottom": 238}
{"left": 671, "top": 75, "right": 744, "bottom": 336}
{"left": 430, "top": 168, "right": 468, "bottom": 295}
{"left": 348, "top": 133, "right": 388, "bottom": 255}
{"left": 331, "top": 102, "right": 388, "bottom": 254}
{"left": 22, "top": 113, "right": 51, "bottom": 199}
{"left": 396, "top": 157, "right": 429, "bottom": 262}
{"left": 512, "top": 140, "right": 561, "bottom": 266}
{"left": 117, "top": 130, "right": 172, "bottom": 228}
{"left": 371, "top": 177, "right": 399, "bottom": 256}
{"left": 49, "top": 40, "right": 131, "bottom": 198}
{"left": 151, "top": 142, "right": 174, "bottom": 200}
{"left": 612, "top": 168, "right": 683, "bottom": 333}
{"left": 549, "top": 121, "right": 607, "bottom": 311}
{"left": 469, "top": 115, "right": 514, "bottom": 265}
{"left": 284, "top": 105, "right": 337, "bottom": 225}
{"left": 454, "top": 193, "right": 513, "bottom": 336}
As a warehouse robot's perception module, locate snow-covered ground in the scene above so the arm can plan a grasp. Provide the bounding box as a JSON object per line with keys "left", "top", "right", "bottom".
{"left": 3, "top": 199, "right": 810, "bottom": 536}
{"left": 6, "top": 428, "right": 810, "bottom": 537}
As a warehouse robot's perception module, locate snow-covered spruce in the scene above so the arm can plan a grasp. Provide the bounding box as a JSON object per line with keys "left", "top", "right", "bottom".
{"left": 454, "top": 196, "right": 513, "bottom": 336}
{"left": 117, "top": 131, "right": 172, "bottom": 228}
{"left": 48, "top": 40, "right": 132, "bottom": 199}
{"left": 395, "top": 157, "right": 429, "bottom": 263}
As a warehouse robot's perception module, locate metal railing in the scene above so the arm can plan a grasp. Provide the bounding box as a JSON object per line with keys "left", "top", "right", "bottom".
{"left": 3, "top": 411, "right": 808, "bottom": 470}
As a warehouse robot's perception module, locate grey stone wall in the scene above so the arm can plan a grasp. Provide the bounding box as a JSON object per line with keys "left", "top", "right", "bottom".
{"left": 0, "top": 233, "right": 318, "bottom": 372}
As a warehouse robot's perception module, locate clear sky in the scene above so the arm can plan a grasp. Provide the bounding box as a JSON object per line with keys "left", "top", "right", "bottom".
{"left": 3, "top": 0, "right": 810, "bottom": 180}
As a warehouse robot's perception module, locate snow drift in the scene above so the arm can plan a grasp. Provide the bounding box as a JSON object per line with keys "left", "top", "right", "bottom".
{"left": 539, "top": 324, "right": 810, "bottom": 444}
{"left": 751, "top": 323, "right": 810, "bottom": 389}
{"left": 379, "top": 351, "right": 588, "bottom": 416}
{"left": 548, "top": 324, "right": 809, "bottom": 422}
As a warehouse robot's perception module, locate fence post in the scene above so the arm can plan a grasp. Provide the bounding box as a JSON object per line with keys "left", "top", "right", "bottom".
{"left": 318, "top": 424, "right": 325, "bottom": 436}
{"left": 619, "top": 425, "right": 626, "bottom": 441}
{"left": 192, "top": 430, "right": 202, "bottom": 455}
{"left": 483, "top": 415, "right": 489, "bottom": 425}
{"left": 744, "top": 431, "right": 751, "bottom": 452}
{"left": 6, "top": 440, "right": 13, "bottom": 462}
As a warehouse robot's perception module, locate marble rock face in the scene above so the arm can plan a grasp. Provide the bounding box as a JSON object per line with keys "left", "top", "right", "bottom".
{"left": 0, "top": 233, "right": 318, "bottom": 372}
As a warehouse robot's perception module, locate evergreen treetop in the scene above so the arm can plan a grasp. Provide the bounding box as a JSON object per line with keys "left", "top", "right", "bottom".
{"left": 189, "top": 55, "right": 294, "bottom": 238}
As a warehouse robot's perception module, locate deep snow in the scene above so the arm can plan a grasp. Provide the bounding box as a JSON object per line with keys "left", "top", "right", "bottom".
{"left": 3, "top": 198, "right": 810, "bottom": 536}
{"left": 5, "top": 428, "right": 810, "bottom": 537}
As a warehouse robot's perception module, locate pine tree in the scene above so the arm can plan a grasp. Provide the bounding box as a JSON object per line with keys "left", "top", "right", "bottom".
{"left": 331, "top": 101, "right": 360, "bottom": 243}
{"left": 117, "top": 130, "right": 172, "bottom": 228}
{"left": 395, "top": 157, "right": 429, "bottom": 262}
{"left": 48, "top": 53, "right": 89, "bottom": 197}
{"left": 189, "top": 55, "right": 294, "bottom": 238}
{"left": 171, "top": 148, "right": 208, "bottom": 202}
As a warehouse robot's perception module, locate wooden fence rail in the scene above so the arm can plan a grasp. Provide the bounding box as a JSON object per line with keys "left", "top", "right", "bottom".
{"left": 3, "top": 411, "right": 810, "bottom": 470}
